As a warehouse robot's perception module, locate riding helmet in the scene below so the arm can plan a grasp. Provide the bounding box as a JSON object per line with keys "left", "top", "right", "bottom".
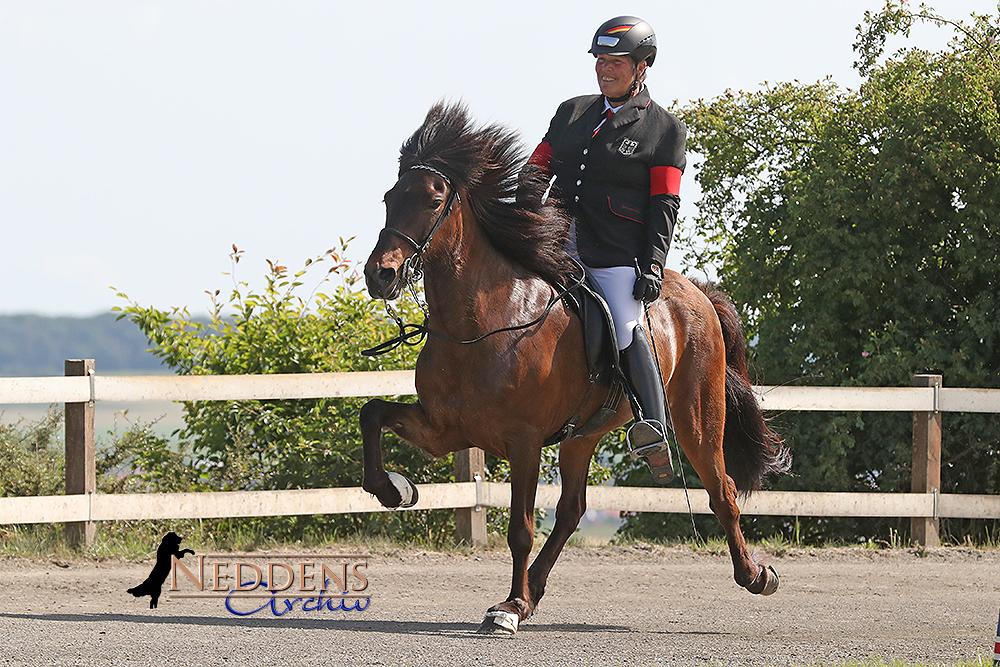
{"left": 589, "top": 16, "right": 657, "bottom": 67}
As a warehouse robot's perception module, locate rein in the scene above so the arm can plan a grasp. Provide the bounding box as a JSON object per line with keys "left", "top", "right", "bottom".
{"left": 362, "top": 164, "right": 583, "bottom": 357}
{"left": 362, "top": 272, "right": 584, "bottom": 357}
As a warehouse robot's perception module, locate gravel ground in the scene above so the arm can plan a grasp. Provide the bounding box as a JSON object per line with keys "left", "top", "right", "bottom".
{"left": 1, "top": 544, "right": 998, "bottom": 666}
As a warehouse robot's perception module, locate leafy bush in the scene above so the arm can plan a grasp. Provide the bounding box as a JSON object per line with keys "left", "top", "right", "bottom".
{"left": 97, "top": 416, "right": 206, "bottom": 495}
{"left": 0, "top": 407, "right": 65, "bottom": 498}
{"left": 113, "top": 243, "right": 457, "bottom": 542}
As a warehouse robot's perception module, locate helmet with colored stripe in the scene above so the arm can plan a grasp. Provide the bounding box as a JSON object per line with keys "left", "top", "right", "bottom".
{"left": 589, "top": 16, "right": 657, "bottom": 67}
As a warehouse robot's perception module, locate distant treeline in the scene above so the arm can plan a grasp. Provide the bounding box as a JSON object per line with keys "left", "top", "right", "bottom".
{"left": 0, "top": 313, "right": 165, "bottom": 377}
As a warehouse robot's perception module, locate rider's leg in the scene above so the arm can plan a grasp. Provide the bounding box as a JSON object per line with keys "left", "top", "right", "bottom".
{"left": 585, "top": 266, "right": 674, "bottom": 484}
{"left": 619, "top": 327, "right": 674, "bottom": 483}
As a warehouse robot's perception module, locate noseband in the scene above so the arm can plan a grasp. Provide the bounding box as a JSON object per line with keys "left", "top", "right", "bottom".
{"left": 380, "top": 164, "right": 461, "bottom": 288}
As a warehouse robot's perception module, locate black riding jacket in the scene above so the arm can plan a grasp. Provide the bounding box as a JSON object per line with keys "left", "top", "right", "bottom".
{"left": 529, "top": 87, "right": 686, "bottom": 270}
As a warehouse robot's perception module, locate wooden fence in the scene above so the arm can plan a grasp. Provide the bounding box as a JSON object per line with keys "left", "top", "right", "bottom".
{"left": 2, "top": 363, "right": 999, "bottom": 548}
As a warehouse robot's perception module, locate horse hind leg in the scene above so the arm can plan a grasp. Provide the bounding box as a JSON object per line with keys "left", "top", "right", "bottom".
{"left": 668, "top": 384, "right": 778, "bottom": 596}
{"left": 709, "top": 471, "right": 778, "bottom": 595}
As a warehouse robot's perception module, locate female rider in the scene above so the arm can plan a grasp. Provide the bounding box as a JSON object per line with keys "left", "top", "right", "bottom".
{"left": 525, "top": 16, "right": 686, "bottom": 484}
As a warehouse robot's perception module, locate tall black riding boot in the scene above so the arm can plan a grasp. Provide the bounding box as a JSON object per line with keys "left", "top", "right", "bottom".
{"left": 619, "top": 328, "right": 675, "bottom": 484}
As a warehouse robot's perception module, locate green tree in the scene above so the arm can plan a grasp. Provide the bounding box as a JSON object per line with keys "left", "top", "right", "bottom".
{"left": 655, "top": 2, "right": 1000, "bottom": 544}
{"left": 114, "top": 243, "right": 456, "bottom": 543}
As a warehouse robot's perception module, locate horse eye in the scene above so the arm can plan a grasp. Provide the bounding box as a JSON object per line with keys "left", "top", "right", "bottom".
{"left": 429, "top": 199, "right": 443, "bottom": 210}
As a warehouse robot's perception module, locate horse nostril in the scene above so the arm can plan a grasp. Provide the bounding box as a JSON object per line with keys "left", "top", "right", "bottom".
{"left": 378, "top": 266, "right": 397, "bottom": 288}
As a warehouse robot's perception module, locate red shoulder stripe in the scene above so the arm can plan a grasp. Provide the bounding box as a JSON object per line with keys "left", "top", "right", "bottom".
{"left": 650, "top": 166, "right": 682, "bottom": 197}
{"left": 528, "top": 142, "right": 553, "bottom": 173}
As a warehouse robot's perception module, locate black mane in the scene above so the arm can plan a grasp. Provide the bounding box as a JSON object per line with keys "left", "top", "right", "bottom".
{"left": 399, "top": 101, "right": 574, "bottom": 285}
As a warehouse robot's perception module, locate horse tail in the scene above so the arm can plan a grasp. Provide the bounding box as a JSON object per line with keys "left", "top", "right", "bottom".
{"left": 695, "top": 281, "right": 791, "bottom": 497}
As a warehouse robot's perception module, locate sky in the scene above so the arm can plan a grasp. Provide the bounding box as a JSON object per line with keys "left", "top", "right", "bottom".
{"left": 2, "top": 0, "right": 996, "bottom": 317}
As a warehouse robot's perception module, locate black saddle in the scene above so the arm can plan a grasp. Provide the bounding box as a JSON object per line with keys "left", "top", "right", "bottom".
{"left": 561, "top": 261, "right": 621, "bottom": 384}
{"left": 544, "top": 262, "right": 626, "bottom": 445}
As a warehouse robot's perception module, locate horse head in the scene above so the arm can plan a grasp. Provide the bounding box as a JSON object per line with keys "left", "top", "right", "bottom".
{"left": 364, "top": 164, "right": 459, "bottom": 300}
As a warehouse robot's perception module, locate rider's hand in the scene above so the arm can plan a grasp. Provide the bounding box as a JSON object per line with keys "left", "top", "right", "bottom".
{"left": 632, "top": 263, "right": 663, "bottom": 304}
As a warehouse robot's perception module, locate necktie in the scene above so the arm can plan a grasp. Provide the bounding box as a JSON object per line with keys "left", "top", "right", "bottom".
{"left": 592, "top": 109, "right": 615, "bottom": 138}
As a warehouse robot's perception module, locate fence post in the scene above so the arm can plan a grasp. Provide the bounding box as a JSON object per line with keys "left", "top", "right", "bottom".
{"left": 454, "top": 448, "right": 487, "bottom": 546}
{"left": 911, "top": 374, "right": 942, "bottom": 547}
{"left": 65, "top": 359, "right": 96, "bottom": 548}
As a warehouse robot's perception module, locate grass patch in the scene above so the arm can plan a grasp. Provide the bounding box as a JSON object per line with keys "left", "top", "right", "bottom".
{"left": 5, "top": 517, "right": 999, "bottom": 563}
{"left": 0, "top": 517, "right": 506, "bottom": 563}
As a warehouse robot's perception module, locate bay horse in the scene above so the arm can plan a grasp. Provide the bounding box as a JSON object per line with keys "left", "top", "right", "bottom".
{"left": 361, "top": 101, "right": 789, "bottom": 634}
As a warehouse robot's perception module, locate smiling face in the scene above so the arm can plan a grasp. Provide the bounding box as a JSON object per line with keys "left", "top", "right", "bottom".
{"left": 595, "top": 54, "right": 645, "bottom": 100}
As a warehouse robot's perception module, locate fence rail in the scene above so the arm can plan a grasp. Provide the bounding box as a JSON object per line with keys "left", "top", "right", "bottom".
{"left": 0, "top": 370, "right": 417, "bottom": 404}
{"left": 3, "top": 370, "right": 1000, "bottom": 413}
{"left": 4, "top": 484, "right": 1000, "bottom": 525}
{"left": 2, "top": 364, "right": 999, "bottom": 548}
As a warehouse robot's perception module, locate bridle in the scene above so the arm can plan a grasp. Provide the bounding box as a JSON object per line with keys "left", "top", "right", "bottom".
{"left": 378, "top": 164, "right": 460, "bottom": 291}
{"left": 363, "top": 162, "right": 585, "bottom": 357}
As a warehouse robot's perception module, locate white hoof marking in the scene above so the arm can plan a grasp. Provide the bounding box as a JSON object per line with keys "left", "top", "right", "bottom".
{"left": 484, "top": 610, "right": 519, "bottom": 634}
{"left": 387, "top": 472, "right": 415, "bottom": 508}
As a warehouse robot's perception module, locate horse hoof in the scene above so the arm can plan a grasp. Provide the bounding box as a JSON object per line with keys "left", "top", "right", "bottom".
{"left": 751, "top": 565, "right": 779, "bottom": 596}
{"left": 387, "top": 472, "right": 419, "bottom": 509}
{"left": 761, "top": 565, "right": 779, "bottom": 595}
{"left": 476, "top": 611, "right": 519, "bottom": 635}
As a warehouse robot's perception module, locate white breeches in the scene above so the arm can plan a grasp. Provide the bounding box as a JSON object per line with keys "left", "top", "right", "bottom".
{"left": 585, "top": 265, "right": 643, "bottom": 350}
{"left": 567, "top": 220, "right": 643, "bottom": 350}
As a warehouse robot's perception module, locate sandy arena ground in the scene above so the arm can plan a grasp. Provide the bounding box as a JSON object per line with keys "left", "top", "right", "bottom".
{"left": 1, "top": 543, "right": 998, "bottom": 666}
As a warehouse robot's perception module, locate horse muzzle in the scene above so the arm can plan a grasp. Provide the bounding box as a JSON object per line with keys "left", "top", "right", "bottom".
{"left": 366, "top": 226, "right": 425, "bottom": 300}
{"left": 364, "top": 259, "right": 404, "bottom": 300}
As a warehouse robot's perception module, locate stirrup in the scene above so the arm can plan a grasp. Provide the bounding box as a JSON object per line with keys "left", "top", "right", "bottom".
{"left": 627, "top": 420, "right": 675, "bottom": 485}
{"left": 627, "top": 420, "right": 667, "bottom": 458}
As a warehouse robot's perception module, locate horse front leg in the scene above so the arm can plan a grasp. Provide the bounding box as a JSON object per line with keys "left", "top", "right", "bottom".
{"left": 477, "top": 438, "right": 542, "bottom": 635}
{"left": 525, "top": 435, "right": 600, "bottom": 607}
{"left": 359, "top": 398, "right": 435, "bottom": 509}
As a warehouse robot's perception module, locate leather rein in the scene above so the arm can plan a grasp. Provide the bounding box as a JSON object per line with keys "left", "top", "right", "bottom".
{"left": 362, "top": 164, "right": 582, "bottom": 357}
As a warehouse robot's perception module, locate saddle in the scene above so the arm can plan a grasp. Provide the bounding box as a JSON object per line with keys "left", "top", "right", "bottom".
{"left": 543, "top": 262, "right": 627, "bottom": 445}
{"left": 561, "top": 261, "right": 621, "bottom": 383}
